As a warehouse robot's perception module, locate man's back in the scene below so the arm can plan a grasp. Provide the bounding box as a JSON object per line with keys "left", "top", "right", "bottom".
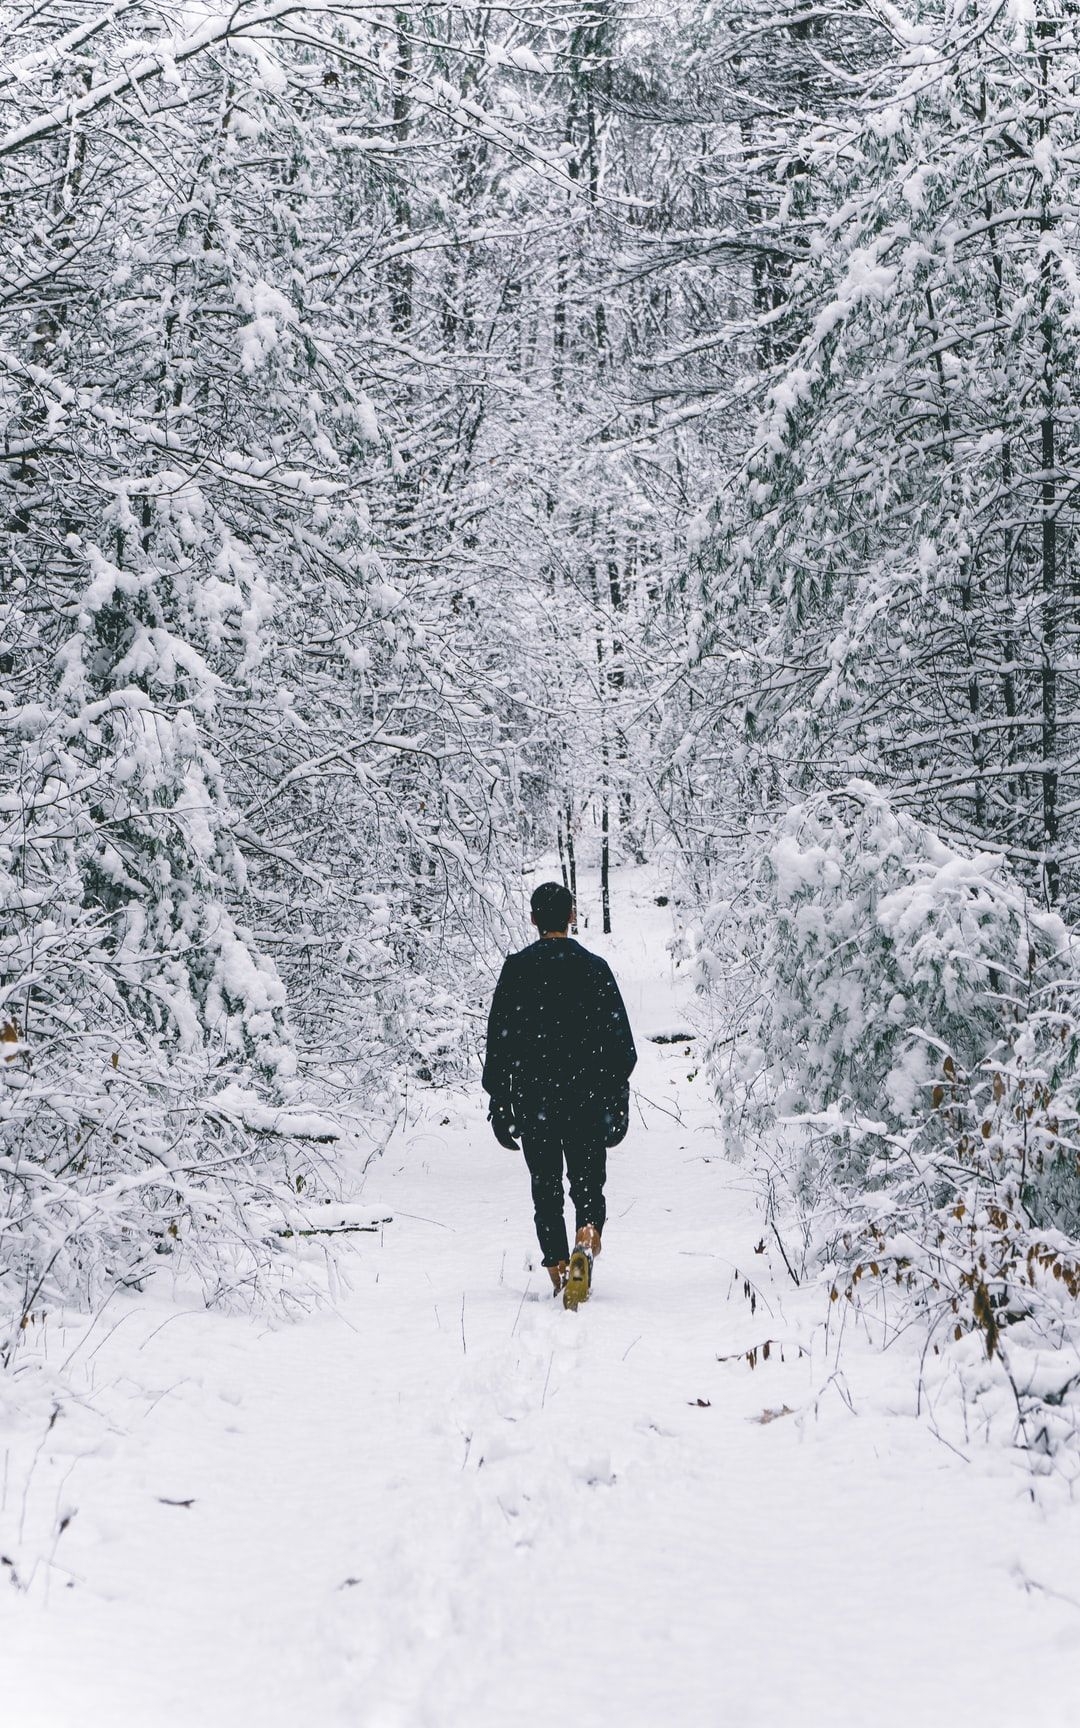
{"left": 483, "top": 936, "right": 636, "bottom": 1114}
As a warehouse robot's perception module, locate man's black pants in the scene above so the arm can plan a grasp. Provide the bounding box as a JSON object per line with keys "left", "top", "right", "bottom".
{"left": 519, "top": 1111, "right": 607, "bottom": 1268}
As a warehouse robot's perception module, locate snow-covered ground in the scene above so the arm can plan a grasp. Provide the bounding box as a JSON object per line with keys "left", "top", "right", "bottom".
{"left": 4, "top": 869, "right": 1080, "bottom": 1726}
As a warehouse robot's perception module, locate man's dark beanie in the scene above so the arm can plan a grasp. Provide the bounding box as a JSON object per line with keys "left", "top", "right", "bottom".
{"left": 531, "top": 881, "right": 573, "bottom": 934}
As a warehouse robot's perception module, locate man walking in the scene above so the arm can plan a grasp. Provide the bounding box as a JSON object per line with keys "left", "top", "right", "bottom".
{"left": 483, "top": 881, "right": 637, "bottom": 1310}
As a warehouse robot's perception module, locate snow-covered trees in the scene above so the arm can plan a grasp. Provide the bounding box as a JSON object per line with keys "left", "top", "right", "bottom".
{"left": 2, "top": 0, "right": 728, "bottom": 1322}
{"left": 9, "top": 0, "right": 1080, "bottom": 1478}
{"left": 649, "top": 0, "right": 1080, "bottom": 1467}
{"left": 0, "top": 1, "right": 545, "bottom": 1320}
{"left": 688, "top": 0, "right": 1080, "bottom": 910}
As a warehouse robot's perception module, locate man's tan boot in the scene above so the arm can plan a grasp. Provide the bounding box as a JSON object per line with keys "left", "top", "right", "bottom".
{"left": 547, "top": 1261, "right": 569, "bottom": 1296}
{"left": 564, "top": 1225, "right": 600, "bottom": 1310}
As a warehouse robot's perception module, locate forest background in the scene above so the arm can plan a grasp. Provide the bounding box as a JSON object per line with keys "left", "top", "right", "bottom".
{"left": 6, "top": 0, "right": 1080, "bottom": 1469}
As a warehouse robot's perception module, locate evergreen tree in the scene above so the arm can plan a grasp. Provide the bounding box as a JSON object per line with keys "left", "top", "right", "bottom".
{"left": 694, "top": 0, "right": 1080, "bottom": 909}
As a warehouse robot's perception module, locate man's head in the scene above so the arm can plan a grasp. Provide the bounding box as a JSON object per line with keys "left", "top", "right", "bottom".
{"left": 530, "top": 880, "right": 574, "bottom": 936}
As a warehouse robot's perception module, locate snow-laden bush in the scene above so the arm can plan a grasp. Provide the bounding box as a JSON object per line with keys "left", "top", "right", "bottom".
{"left": 707, "top": 781, "right": 1070, "bottom": 1148}
{"left": 702, "top": 783, "right": 1080, "bottom": 1474}
{"left": 0, "top": 836, "right": 339, "bottom": 1363}
{"left": 0, "top": 489, "right": 337, "bottom": 1352}
{"left": 0, "top": 1031, "right": 336, "bottom": 1366}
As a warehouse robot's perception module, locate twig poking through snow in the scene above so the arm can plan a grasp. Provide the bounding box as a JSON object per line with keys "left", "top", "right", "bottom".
{"left": 510, "top": 1281, "right": 531, "bottom": 1339}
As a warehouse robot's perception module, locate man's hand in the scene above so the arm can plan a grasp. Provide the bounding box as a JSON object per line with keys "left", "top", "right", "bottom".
{"left": 488, "top": 1099, "right": 519, "bottom": 1150}
{"left": 600, "top": 1080, "right": 631, "bottom": 1147}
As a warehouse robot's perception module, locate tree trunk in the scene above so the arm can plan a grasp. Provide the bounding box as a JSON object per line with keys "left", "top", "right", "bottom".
{"left": 1038, "top": 15, "right": 1059, "bottom": 905}
{"left": 390, "top": 15, "right": 414, "bottom": 336}
{"left": 564, "top": 804, "right": 578, "bottom": 930}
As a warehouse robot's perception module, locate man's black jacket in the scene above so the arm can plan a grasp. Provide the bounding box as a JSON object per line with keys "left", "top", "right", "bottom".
{"left": 482, "top": 937, "right": 637, "bottom": 1130}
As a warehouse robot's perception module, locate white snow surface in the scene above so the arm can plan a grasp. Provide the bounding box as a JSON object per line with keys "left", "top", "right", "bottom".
{"left": 3, "top": 870, "right": 1080, "bottom": 1726}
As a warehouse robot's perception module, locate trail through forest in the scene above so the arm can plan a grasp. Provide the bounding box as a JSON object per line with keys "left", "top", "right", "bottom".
{"left": 4, "top": 870, "right": 1080, "bottom": 1727}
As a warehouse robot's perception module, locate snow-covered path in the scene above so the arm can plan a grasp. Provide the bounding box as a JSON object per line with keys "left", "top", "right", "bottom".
{"left": 5, "top": 872, "right": 1080, "bottom": 1726}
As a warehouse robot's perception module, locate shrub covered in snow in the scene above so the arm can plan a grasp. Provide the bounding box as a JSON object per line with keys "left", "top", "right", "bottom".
{"left": 709, "top": 781, "right": 1071, "bottom": 1147}
{"left": 701, "top": 783, "right": 1080, "bottom": 1473}
{"left": 0, "top": 464, "right": 333, "bottom": 1347}
{"left": 0, "top": 701, "right": 335, "bottom": 1359}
